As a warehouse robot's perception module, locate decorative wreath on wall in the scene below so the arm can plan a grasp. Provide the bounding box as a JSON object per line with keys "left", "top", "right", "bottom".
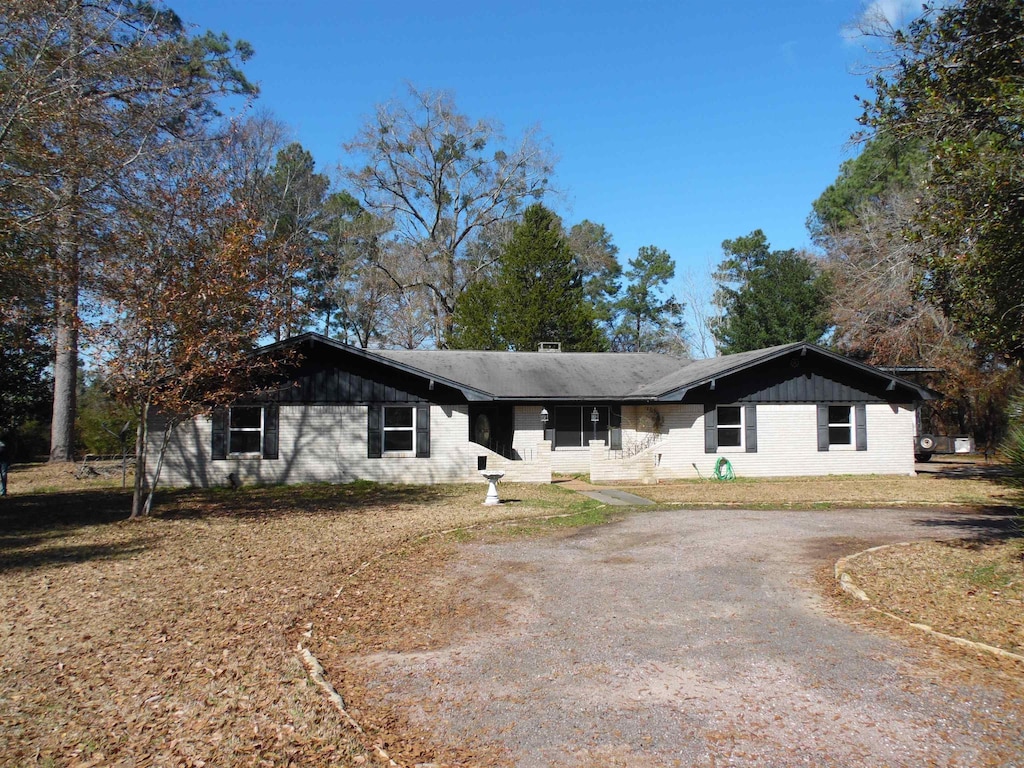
{"left": 635, "top": 407, "right": 664, "bottom": 435}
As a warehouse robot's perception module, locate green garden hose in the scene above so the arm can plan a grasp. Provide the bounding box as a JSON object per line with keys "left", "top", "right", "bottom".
{"left": 713, "top": 457, "right": 735, "bottom": 481}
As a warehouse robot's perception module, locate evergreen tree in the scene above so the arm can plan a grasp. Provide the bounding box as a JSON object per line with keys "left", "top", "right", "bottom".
{"left": 446, "top": 279, "right": 503, "bottom": 350}
{"left": 711, "top": 230, "right": 830, "bottom": 354}
{"left": 807, "top": 134, "right": 925, "bottom": 240}
{"left": 568, "top": 220, "right": 622, "bottom": 329}
{"left": 449, "top": 204, "right": 604, "bottom": 351}
{"left": 612, "top": 245, "right": 687, "bottom": 354}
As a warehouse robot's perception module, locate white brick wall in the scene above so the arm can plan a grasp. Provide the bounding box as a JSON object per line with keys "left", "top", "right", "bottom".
{"left": 148, "top": 400, "right": 918, "bottom": 488}
{"left": 148, "top": 404, "right": 552, "bottom": 488}
{"left": 698, "top": 402, "right": 917, "bottom": 478}
{"left": 592, "top": 402, "right": 917, "bottom": 481}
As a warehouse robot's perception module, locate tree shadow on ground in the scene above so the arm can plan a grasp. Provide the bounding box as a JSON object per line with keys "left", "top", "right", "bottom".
{"left": 918, "top": 458, "right": 1016, "bottom": 480}
{"left": 155, "top": 482, "right": 445, "bottom": 521}
{"left": 911, "top": 506, "right": 1021, "bottom": 541}
{"left": 0, "top": 482, "right": 451, "bottom": 535}
{"left": 0, "top": 536, "right": 158, "bottom": 573}
{"left": 0, "top": 489, "right": 132, "bottom": 535}
{"left": 0, "top": 482, "right": 445, "bottom": 571}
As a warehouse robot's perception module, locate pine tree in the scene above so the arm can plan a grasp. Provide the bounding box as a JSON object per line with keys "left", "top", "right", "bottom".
{"left": 711, "top": 230, "right": 831, "bottom": 354}
{"left": 612, "top": 245, "right": 686, "bottom": 353}
{"left": 449, "top": 204, "right": 605, "bottom": 351}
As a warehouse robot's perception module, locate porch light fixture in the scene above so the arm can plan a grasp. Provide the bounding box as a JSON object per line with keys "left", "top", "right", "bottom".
{"left": 591, "top": 407, "right": 599, "bottom": 441}
{"left": 540, "top": 407, "right": 549, "bottom": 425}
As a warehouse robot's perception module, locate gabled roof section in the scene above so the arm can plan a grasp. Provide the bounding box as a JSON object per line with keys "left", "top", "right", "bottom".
{"left": 636, "top": 342, "right": 939, "bottom": 401}
{"left": 258, "top": 333, "right": 495, "bottom": 401}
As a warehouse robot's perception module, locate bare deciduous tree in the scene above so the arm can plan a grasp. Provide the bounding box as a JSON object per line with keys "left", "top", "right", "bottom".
{"left": 820, "top": 191, "right": 955, "bottom": 366}
{"left": 342, "top": 85, "right": 555, "bottom": 346}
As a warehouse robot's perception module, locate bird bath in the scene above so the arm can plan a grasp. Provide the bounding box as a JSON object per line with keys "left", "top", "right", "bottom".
{"left": 480, "top": 469, "right": 505, "bottom": 505}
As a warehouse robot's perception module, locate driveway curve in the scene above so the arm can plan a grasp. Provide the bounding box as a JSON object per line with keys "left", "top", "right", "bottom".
{"left": 350, "top": 508, "right": 1023, "bottom": 767}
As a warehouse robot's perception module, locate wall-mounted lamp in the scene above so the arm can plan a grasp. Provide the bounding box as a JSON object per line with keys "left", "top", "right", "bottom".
{"left": 540, "top": 407, "right": 549, "bottom": 425}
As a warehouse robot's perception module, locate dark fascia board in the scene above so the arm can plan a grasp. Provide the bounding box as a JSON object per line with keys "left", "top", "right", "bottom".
{"left": 257, "top": 333, "right": 497, "bottom": 402}
{"left": 654, "top": 343, "right": 941, "bottom": 402}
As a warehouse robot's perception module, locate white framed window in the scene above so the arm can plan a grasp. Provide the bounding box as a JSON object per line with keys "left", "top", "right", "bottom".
{"left": 383, "top": 406, "right": 415, "bottom": 453}
{"left": 717, "top": 405, "right": 743, "bottom": 449}
{"left": 228, "top": 406, "right": 263, "bottom": 455}
{"left": 828, "top": 405, "right": 853, "bottom": 447}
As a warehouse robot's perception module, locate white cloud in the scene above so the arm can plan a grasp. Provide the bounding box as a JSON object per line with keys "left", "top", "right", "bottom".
{"left": 841, "top": 0, "right": 932, "bottom": 43}
{"left": 862, "top": 0, "right": 923, "bottom": 27}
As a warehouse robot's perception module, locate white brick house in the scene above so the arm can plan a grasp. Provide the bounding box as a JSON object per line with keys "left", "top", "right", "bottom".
{"left": 147, "top": 334, "right": 936, "bottom": 488}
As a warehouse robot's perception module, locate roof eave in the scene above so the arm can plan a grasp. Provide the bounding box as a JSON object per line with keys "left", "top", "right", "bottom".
{"left": 260, "top": 333, "right": 498, "bottom": 402}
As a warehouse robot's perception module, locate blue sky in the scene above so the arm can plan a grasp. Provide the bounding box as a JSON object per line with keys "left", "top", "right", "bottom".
{"left": 171, "top": 0, "right": 914, "bottom": 333}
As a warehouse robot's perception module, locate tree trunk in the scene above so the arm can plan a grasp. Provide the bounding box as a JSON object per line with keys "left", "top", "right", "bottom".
{"left": 130, "top": 403, "right": 148, "bottom": 519}
{"left": 142, "top": 420, "right": 173, "bottom": 517}
{"left": 49, "top": 0, "right": 83, "bottom": 463}
{"left": 49, "top": 206, "right": 81, "bottom": 462}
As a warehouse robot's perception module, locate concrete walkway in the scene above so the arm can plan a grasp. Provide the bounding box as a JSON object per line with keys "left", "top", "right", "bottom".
{"left": 576, "top": 487, "right": 656, "bottom": 506}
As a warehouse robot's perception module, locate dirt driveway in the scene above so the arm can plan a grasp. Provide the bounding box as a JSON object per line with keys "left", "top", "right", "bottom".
{"left": 348, "top": 508, "right": 1023, "bottom": 767}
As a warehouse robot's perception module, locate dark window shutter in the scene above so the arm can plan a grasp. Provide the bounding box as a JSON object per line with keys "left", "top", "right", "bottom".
{"left": 855, "top": 404, "right": 867, "bottom": 451}
{"left": 415, "top": 404, "right": 430, "bottom": 458}
{"left": 367, "top": 406, "right": 382, "bottom": 459}
{"left": 211, "top": 409, "right": 227, "bottom": 460}
{"left": 262, "top": 404, "right": 279, "bottom": 460}
{"left": 745, "top": 404, "right": 757, "bottom": 453}
{"left": 609, "top": 405, "right": 622, "bottom": 450}
{"left": 704, "top": 403, "right": 718, "bottom": 453}
{"left": 817, "top": 404, "right": 830, "bottom": 452}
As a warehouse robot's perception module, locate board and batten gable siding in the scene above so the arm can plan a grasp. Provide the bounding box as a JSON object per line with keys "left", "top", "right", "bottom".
{"left": 147, "top": 404, "right": 536, "bottom": 488}
{"left": 266, "top": 347, "right": 464, "bottom": 406}
{"left": 681, "top": 352, "right": 907, "bottom": 407}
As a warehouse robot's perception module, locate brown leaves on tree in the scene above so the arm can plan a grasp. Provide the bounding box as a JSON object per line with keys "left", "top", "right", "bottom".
{"left": 93, "top": 143, "right": 302, "bottom": 517}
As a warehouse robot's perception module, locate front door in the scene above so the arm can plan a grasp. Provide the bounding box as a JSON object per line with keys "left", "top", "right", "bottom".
{"left": 469, "top": 405, "right": 515, "bottom": 458}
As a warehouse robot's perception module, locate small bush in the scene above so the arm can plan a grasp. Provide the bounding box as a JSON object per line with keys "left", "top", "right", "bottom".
{"left": 1001, "top": 387, "right": 1024, "bottom": 485}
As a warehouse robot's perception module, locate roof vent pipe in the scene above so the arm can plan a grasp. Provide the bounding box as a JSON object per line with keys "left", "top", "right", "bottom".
{"left": 537, "top": 342, "right": 561, "bottom": 352}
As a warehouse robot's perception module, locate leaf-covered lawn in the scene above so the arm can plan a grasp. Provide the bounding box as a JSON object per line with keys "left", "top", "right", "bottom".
{"left": 1, "top": 463, "right": 1020, "bottom": 766}
{"left": 629, "top": 472, "right": 1019, "bottom": 509}
{"left": 843, "top": 538, "right": 1024, "bottom": 655}
{"left": 0, "top": 478, "right": 581, "bottom": 767}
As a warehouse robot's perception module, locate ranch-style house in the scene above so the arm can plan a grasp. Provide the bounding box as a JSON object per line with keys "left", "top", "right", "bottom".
{"left": 146, "top": 333, "right": 937, "bottom": 488}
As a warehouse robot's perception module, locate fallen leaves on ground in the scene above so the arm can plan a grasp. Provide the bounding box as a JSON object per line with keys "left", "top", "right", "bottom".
{"left": 0, "top": 477, "right": 578, "bottom": 767}
{"left": 630, "top": 471, "right": 1020, "bottom": 508}
{"left": 844, "top": 537, "right": 1024, "bottom": 654}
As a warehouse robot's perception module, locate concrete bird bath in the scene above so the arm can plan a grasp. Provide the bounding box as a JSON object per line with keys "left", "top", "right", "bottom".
{"left": 480, "top": 469, "right": 505, "bottom": 505}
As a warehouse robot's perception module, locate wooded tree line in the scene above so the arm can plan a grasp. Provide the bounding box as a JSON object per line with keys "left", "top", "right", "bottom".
{"left": 0, "top": 0, "right": 688, "bottom": 490}
{"left": 2, "top": 0, "right": 1022, "bottom": 489}
{"left": 810, "top": 0, "right": 1024, "bottom": 450}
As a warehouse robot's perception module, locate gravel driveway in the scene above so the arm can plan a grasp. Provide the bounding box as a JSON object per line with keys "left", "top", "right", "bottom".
{"left": 351, "top": 508, "right": 1024, "bottom": 767}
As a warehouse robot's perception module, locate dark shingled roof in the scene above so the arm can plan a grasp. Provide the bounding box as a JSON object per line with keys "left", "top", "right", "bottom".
{"left": 372, "top": 349, "right": 688, "bottom": 399}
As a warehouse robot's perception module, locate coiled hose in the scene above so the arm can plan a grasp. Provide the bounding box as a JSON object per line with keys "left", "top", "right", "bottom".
{"left": 713, "top": 457, "right": 735, "bottom": 481}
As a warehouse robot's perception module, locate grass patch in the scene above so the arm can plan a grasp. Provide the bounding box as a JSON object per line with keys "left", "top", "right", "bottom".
{"left": 537, "top": 499, "right": 610, "bottom": 528}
